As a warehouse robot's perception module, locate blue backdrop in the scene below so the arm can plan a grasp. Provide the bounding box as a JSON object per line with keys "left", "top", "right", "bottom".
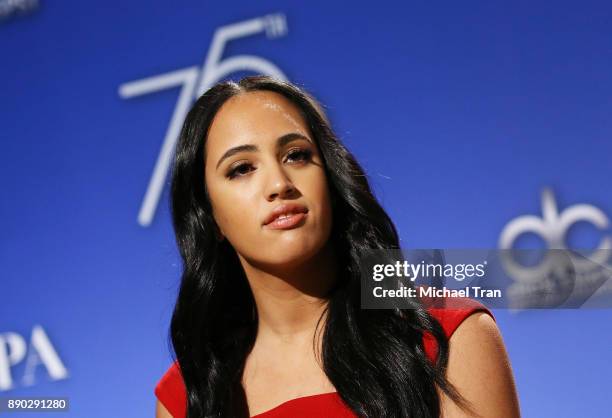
{"left": 1, "top": 1, "right": 611, "bottom": 417}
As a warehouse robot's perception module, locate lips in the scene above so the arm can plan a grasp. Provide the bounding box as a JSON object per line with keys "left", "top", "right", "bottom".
{"left": 262, "top": 203, "right": 309, "bottom": 227}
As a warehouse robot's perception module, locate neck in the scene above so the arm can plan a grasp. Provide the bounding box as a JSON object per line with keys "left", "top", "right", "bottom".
{"left": 238, "top": 241, "right": 337, "bottom": 342}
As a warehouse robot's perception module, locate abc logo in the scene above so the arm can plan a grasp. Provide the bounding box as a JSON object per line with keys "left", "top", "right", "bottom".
{"left": 499, "top": 188, "right": 611, "bottom": 283}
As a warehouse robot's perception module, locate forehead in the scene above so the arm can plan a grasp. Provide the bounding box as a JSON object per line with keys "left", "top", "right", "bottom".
{"left": 206, "top": 90, "right": 310, "bottom": 156}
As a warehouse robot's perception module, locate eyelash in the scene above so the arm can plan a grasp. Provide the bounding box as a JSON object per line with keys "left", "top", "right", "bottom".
{"left": 226, "top": 148, "right": 313, "bottom": 180}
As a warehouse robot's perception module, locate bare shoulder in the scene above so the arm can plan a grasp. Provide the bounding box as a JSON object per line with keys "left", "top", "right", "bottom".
{"left": 156, "top": 400, "right": 173, "bottom": 418}
{"left": 439, "top": 312, "right": 521, "bottom": 418}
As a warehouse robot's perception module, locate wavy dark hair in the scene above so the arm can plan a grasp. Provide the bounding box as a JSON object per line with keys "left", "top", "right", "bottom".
{"left": 169, "top": 75, "right": 472, "bottom": 417}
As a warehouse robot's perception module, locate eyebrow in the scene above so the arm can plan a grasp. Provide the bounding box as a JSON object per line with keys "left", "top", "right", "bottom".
{"left": 215, "top": 132, "right": 311, "bottom": 170}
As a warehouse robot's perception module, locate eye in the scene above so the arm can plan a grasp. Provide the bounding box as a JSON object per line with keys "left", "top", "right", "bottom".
{"left": 226, "top": 162, "right": 254, "bottom": 179}
{"left": 285, "top": 148, "right": 313, "bottom": 164}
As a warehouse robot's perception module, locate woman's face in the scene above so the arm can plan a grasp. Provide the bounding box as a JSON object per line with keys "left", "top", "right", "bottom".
{"left": 204, "top": 90, "right": 334, "bottom": 270}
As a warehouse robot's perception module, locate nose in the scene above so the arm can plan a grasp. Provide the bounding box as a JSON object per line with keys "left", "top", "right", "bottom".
{"left": 264, "top": 162, "right": 297, "bottom": 201}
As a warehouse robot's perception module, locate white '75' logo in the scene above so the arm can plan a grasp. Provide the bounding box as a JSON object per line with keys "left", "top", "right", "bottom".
{"left": 118, "top": 13, "right": 288, "bottom": 226}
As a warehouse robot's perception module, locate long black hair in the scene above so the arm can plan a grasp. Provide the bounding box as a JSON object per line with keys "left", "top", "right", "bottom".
{"left": 169, "top": 75, "right": 472, "bottom": 417}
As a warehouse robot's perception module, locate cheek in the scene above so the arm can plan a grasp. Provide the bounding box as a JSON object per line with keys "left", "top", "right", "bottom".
{"left": 308, "top": 175, "right": 334, "bottom": 228}
{"left": 208, "top": 185, "right": 259, "bottom": 239}
{"left": 322, "top": 188, "right": 334, "bottom": 231}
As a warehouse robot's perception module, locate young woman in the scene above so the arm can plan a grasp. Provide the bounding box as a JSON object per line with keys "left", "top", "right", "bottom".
{"left": 154, "top": 76, "right": 520, "bottom": 417}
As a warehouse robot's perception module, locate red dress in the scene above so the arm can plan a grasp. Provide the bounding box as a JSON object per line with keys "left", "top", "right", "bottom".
{"left": 155, "top": 298, "right": 493, "bottom": 418}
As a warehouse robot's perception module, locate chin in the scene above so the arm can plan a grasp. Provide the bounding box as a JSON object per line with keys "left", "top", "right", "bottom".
{"left": 264, "top": 239, "right": 325, "bottom": 266}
